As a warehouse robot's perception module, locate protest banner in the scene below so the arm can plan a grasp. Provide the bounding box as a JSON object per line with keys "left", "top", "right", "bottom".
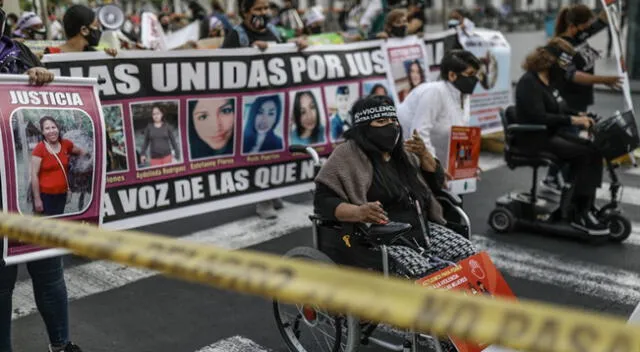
{"left": 42, "top": 42, "right": 387, "bottom": 229}
{"left": 0, "top": 75, "right": 106, "bottom": 265}
{"left": 381, "top": 36, "right": 429, "bottom": 105}
{"left": 456, "top": 29, "right": 511, "bottom": 135}
{"left": 416, "top": 251, "right": 516, "bottom": 352}
{"left": 446, "top": 126, "right": 482, "bottom": 195}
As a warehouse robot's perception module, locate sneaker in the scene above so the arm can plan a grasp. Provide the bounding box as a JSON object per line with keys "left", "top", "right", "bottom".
{"left": 256, "top": 200, "right": 277, "bottom": 219}
{"left": 272, "top": 197, "right": 284, "bottom": 210}
{"left": 539, "top": 179, "right": 562, "bottom": 195}
{"left": 49, "top": 342, "right": 83, "bottom": 352}
{"left": 571, "top": 211, "right": 610, "bottom": 236}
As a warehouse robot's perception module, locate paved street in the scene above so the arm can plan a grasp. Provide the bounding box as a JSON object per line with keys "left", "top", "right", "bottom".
{"left": 5, "top": 91, "right": 640, "bottom": 351}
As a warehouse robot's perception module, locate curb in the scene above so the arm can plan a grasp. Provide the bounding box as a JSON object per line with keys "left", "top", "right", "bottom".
{"left": 481, "top": 134, "right": 639, "bottom": 166}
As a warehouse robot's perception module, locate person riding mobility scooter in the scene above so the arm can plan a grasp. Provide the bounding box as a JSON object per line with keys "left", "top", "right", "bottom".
{"left": 488, "top": 107, "right": 637, "bottom": 242}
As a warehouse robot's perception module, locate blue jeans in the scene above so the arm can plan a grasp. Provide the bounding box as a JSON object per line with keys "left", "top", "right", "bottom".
{"left": 0, "top": 257, "right": 69, "bottom": 352}
{"left": 41, "top": 193, "right": 67, "bottom": 216}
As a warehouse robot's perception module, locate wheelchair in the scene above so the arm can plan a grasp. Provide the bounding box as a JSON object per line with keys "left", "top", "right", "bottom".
{"left": 273, "top": 145, "right": 472, "bottom": 352}
{"left": 487, "top": 106, "right": 634, "bottom": 242}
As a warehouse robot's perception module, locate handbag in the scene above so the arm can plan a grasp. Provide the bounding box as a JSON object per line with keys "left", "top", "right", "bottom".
{"left": 44, "top": 141, "right": 72, "bottom": 204}
{"left": 592, "top": 110, "right": 640, "bottom": 160}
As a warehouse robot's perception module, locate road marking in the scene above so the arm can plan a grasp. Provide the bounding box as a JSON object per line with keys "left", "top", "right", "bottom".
{"left": 474, "top": 236, "right": 640, "bottom": 306}
{"left": 194, "top": 336, "right": 271, "bottom": 352}
{"left": 11, "top": 201, "right": 313, "bottom": 320}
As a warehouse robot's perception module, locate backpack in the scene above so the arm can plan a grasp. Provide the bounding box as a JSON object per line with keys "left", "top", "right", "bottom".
{"left": 234, "top": 23, "right": 282, "bottom": 48}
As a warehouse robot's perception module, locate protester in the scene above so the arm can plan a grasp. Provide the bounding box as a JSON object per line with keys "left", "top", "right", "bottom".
{"left": 303, "top": 6, "right": 325, "bottom": 35}
{"left": 44, "top": 4, "right": 117, "bottom": 57}
{"left": 48, "top": 13, "right": 64, "bottom": 40}
{"left": 397, "top": 50, "right": 481, "bottom": 166}
{"left": 539, "top": 4, "right": 622, "bottom": 194}
{"left": 223, "top": 0, "right": 295, "bottom": 49}
{"left": 449, "top": 8, "right": 475, "bottom": 32}
{"left": 12, "top": 12, "right": 46, "bottom": 40}
{"left": 515, "top": 39, "right": 607, "bottom": 235}
{"left": 406, "top": 2, "right": 425, "bottom": 35}
{"left": 210, "top": 0, "right": 233, "bottom": 35}
{"left": 376, "top": 9, "right": 408, "bottom": 39}
{"left": 0, "top": 8, "right": 84, "bottom": 352}
{"left": 314, "top": 95, "right": 477, "bottom": 276}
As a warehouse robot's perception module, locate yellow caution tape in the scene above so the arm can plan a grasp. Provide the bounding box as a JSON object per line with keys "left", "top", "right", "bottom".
{"left": 1, "top": 212, "right": 639, "bottom": 352}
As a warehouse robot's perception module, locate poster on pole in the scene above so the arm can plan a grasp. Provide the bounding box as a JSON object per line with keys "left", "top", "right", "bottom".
{"left": 381, "top": 36, "right": 430, "bottom": 105}
{"left": 0, "top": 75, "right": 106, "bottom": 265}
{"left": 600, "top": 0, "right": 633, "bottom": 112}
{"left": 457, "top": 29, "right": 511, "bottom": 135}
{"left": 446, "top": 126, "right": 481, "bottom": 195}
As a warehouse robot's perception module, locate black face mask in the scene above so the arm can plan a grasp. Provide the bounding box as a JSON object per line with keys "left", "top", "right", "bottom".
{"left": 390, "top": 25, "right": 407, "bottom": 37}
{"left": 161, "top": 23, "right": 170, "bottom": 31}
{"left": 452, "top": 75, "right": 478, "bottom": 95}
{"left": 367, "top": 123, "right": 400, "bottom": 152}
{"left": 250, "top": 14, "right": 269, "bottom": 30}
{"left": 84, "top": 27, "right": 102, "bottom": 47}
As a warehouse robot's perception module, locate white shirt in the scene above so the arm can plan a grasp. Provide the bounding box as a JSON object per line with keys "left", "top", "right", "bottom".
{"left": 397, "top": 80, "right": 470, "bottom": 165}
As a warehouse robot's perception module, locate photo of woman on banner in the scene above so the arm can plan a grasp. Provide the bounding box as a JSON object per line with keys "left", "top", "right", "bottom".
{"left": 242, "top": 94, "right": 284, "bottom": 154}
{"left": 325, "top": 84, "right": 358, "bottom": 142}
{"left": 397, "top": 59, "right": 425, "bottom": 102}
{"left": 20, "top": 114, "right": 93, "bottom": 217}
{"left": 289, "top": 90, "right": 326, "bottom": 146}
{"left": 188, "top": 98, "right": 236, "bottom": 159}
{"left": 363, "top": 81, "right": 389, "bottom": 98}
{"left": 132, "top": 102, "right": 182, "bottom": 168}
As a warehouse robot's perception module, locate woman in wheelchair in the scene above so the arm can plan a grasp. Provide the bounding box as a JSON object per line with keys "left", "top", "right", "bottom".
{"left": 515, "top": 38, "right": 608, "bottom": 236}
{"left": 313, "top": 95, "right": 477, "bottom": 278}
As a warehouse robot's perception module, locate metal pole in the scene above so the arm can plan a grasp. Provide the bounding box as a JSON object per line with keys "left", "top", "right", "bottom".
{"left": 442, "top": 0, "right": 449, "bottom": 30}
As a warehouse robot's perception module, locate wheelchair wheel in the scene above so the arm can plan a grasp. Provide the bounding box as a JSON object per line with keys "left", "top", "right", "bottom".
{"left": 273, "top": 247, "right": 361, "bottom": 352}
{"left": 489, "top": 208, "right": 515, "bottom": 233}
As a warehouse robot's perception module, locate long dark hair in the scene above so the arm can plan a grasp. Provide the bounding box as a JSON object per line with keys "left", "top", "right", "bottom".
{"left": 243, "top": 94, "right": 282, "bottom": 153}
{"left": 554, "top": 5, "right": 593, "bottom": 37}
{"left": 292, "top": 91, "right": 322, "bottom": 143}
{"left": 406, "top": 60, "right": 425, "bottom": 89}
{"left": 344, "top": 96, "right": 431, "bottom": 207}
{"left": 188, "top": 98, "right": 235, "bottom": 159}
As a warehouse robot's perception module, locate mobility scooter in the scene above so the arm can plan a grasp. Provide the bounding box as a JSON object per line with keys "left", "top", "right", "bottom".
{"left": 488, "top": 106, "right": 637, "bottom": 242}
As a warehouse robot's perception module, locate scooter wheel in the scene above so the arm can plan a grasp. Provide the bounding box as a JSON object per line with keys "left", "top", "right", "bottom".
{"left": 605, "top": 213, "right": 632, "bottom": 243}
{"left": 489, "top": 208, "right": 515, "bottom": 233}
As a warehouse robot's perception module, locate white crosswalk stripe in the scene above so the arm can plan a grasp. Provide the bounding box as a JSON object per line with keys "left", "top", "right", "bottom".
{"left": 194, "top": 336, "right": 271, "bottom": 352}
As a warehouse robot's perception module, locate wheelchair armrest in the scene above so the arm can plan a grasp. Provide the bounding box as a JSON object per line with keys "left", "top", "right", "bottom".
{"left": 507, "top": 124, "right": 547, "bottom": 132}
{"left": 434, "top": 188, "right": 463, "bottom": 207}
{"left": 309, "top": 214, "right": 342, "bottom": 228}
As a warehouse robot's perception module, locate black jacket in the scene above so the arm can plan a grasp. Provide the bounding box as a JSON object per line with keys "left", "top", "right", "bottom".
{"left": 515, "top": 71, "right": 580, "bottom": 150}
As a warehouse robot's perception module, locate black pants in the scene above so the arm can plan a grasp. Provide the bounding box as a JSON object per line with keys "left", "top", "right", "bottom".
{"left": 545, "top": 135, "right": 603, "bottom": 207}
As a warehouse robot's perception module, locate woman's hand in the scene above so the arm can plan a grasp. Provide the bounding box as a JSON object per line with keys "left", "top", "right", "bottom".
{"left": 571, "top": 115, "right": 594, "bottom": 129}
{"left": 602, "top": 75, "right": 623, "bottom": 89}
{"left": 104, "top": 48, "right": 118, "bottom": 57}
{"left": 356, "top": 201, "right": 388, "bottom": 224}
{"left": 253, "top": 41, "right": 269, "bottom": 51}
{"left": 376, "top": 32, "right": 389, "bottom": 39}
{"left": 404, "top": 130, "right": 437, "bottom": 172}
{"left": 26, "top": 67, "right": 54, "bottom": 85}
{"left": 34, "top": 197, "right": 44, "bottom": 213}
{"left": 294, "top": 37, "right": 308, "bottom": 51}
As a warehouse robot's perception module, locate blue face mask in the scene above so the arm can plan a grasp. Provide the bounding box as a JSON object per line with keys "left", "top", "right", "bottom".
{"left": 448, "top": 19, "right": 460, "bottom": 28}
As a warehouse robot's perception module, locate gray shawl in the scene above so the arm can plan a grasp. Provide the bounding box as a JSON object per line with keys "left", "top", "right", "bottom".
{"left": 315, "top": 140, "right": 446, "bottom": 224}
